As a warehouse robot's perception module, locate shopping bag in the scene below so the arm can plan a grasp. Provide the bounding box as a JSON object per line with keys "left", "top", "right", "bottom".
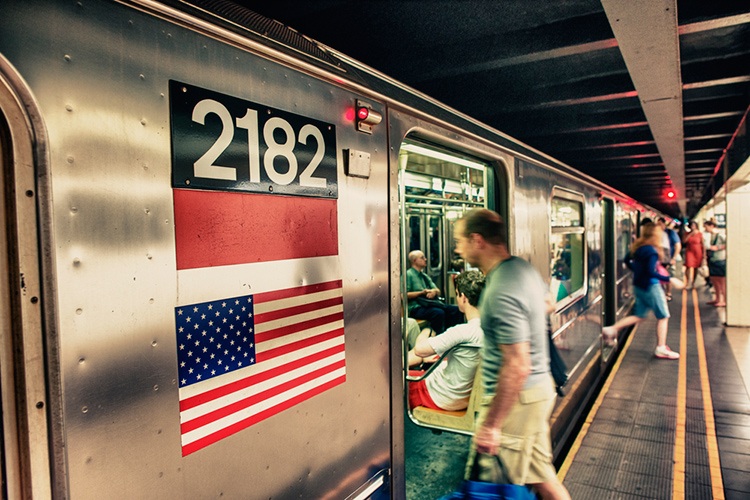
{"left": 439, "top": 454, "right": 536, "bottom": 499}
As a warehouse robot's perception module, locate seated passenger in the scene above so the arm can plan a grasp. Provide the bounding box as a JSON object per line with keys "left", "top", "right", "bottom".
{"left": 408, "top": 270, "right": 485, "bottom": 411}
{"left": 406, "top": 250, "right": 463, "bottom": 334}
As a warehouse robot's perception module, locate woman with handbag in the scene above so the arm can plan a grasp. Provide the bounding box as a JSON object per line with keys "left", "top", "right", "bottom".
{"left": 682, "top": 220, "right": 704, "bottom": 290}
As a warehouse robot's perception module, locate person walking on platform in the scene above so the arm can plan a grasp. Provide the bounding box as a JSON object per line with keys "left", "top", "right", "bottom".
{"left": 602, "top": 222, "right": 683, "bottom": 360}
{"left": 454, "top": 209, "right": 570, "bottom": 500}
{"left": 682, "top": 220, "right": 704, "bottom": 290}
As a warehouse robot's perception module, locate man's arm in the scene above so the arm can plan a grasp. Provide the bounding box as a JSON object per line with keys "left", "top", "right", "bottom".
{"left": 406, "top": 268, "right": 437, "bottom": 299}
{"left": 413, "top": 329, "right": 437, "bottom": 358}
{"left": 474, "top": 341, "right": 531, "bottom": 455}
{"left": 407, "top": 328, "right": 436, "bottom": 366}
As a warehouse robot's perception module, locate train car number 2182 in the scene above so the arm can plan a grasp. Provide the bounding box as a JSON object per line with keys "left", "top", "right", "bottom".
{"left": 170, "top": 81, "right": 338, "bottom": 198}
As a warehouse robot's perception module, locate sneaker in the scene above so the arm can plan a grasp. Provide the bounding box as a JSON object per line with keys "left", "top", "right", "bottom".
{"left": 602, "top": 326, "right": 618, "bottom": 346}
{"left": 654, "top": 345, "right": 680, "bottom": 360}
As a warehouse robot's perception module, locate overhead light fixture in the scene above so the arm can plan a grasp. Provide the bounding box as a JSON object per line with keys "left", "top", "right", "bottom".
{"left": 400, "top": 143, "right": 486, "bottom": 170}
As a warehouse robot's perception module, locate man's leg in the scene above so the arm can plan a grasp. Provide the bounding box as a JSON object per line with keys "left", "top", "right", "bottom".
{"left": 532, "top": 479, "right": 571, "bottom": 500}
{"left": 409, "top": 305, "right": 446, "bottom": 334}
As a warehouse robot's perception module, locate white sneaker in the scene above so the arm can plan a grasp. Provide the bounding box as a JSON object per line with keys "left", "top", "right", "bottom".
{"left": 602, "top": 326, "right": 618, "bottom": 347}
{"left": 654, "top": 345, "right": 680, "bottom": 360}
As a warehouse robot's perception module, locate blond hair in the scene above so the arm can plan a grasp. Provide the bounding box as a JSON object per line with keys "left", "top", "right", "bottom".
{"left": 631, "top": 222, "right": 664, "bottom": 261}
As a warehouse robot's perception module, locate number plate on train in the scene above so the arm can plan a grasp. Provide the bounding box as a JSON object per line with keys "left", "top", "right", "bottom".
{"left": 170, "top": 81, "right": 338, "bottom": 198}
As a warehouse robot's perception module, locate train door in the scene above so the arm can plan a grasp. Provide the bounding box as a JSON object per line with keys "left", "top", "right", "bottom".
{"left": 601, "top": 197, "right": 616, "bottom": 329}
{"left": 0, "top": 66, "right": 54, "bottom": 499}
{"left": 601, "top": 197, "right": 618, "bottom": 360}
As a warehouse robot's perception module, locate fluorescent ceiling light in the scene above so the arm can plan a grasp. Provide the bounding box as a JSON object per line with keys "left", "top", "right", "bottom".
{"left": 401, "top": 143, "right": 486, "bottom": 170}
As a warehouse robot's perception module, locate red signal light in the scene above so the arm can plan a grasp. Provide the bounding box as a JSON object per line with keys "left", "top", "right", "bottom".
{"left": 357, "top": 107, "right": 370, "bottom": 120}
{"left": 666, "top": 189, "right": 676, "bottom": 199}
{"left": 354, "top": 101, "right": 382, "bottom": 134}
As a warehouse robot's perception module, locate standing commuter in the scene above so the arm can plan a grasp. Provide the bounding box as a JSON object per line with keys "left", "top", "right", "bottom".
{"left": 657, "top": 217, "right": 681, "bottom": 301}
{"left": 682, "top": 220, "right": 704, "bottom": 290}
{"left": 704, "top": 219, "right": 727, "bottom": 307}
{"left": 454, "top": 209, "right": 570, "bottom": 500}
{"left": 602, "top": 222, "right": 683, "bottom": 359}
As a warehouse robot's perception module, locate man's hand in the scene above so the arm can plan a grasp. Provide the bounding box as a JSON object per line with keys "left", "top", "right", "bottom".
{"left": 425, "top": 289, "right": 438, "bottom": 299}
{"left": 473, "top": 424, "right": 502, "bottom": 455}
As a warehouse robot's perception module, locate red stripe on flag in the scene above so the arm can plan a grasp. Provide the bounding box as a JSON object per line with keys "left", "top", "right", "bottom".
{"left": 257, "top": 328, "right": 344, "bottom": 362}
{"left": 181, "top": 375, "right": 346, "bottom": 456}
{"left": 254, "top": 296, "right": 343, "bottom": 323}
{"left": 254, "top": 280, "right": 343, "bottom": 304}
{"left": 181, "top": 358, "right": 346, "bottom": 434}
{"left": 179, "top": 342, "right": 345, "bottom": 411}
{"left": 173, "top": 189, "right": 338, "bottom": 270}
{"left": 254, "top": 312, "right": 344, "bottom": 343}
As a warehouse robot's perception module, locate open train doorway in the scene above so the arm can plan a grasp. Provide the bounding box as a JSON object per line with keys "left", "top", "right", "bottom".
{"left": 397, "top": 137, "right": 491, "bottom": 430}
{"left": 396, "top": 136, "right": 509, "bottom": 499}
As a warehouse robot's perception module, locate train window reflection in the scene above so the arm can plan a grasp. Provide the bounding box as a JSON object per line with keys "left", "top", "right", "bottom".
{"left": 550, "top": 192, "right": 585, "bottom": 304}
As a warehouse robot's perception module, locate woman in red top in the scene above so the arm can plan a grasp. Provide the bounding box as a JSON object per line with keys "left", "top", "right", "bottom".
{"left": 682, "top": 220, "right": 704, "bottom": 290}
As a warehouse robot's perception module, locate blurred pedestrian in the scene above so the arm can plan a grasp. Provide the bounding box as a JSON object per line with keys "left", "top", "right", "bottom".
{"left": 602, "top": 222, "right": 683, "bottom": 359}
{"left": 454, "top": 208, "right": 570, "bottom": 500}
{"left": 704, "top": 219, "right": 726, "bottom": 307}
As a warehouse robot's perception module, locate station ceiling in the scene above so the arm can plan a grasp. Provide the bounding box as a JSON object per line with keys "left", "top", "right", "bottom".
{"left": 229, "top": 0, "right": 749, "bottom": 218}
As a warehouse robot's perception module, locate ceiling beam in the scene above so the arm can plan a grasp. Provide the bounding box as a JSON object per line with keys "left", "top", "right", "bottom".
{"left": 601, "top": 0, "right": 686, "bottom": 213}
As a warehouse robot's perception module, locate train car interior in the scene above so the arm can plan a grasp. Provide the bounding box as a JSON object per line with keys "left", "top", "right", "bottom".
{"left": 397, "top": 137, "right": 492, "bottom": 433}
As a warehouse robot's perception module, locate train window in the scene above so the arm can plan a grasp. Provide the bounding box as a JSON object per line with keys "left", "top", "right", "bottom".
{"left": 549, "top": 191, "right": 586, "bottom": 305}
{"left": 616, "top": 203, "right": 635, "bottom": 281}
{"left": 399, "top": 139, "right": 488, "bottom": 307}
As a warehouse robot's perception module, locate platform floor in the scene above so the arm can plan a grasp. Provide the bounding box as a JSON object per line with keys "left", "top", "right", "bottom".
{"left": 404, "top": 279, "right": 750, "bottom": 499}
{"left": 560, "top": 282, "right": 750, "bottom": 499}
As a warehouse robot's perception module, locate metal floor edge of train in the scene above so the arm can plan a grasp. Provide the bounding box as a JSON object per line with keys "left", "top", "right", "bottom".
{"left": 406, "top": 275, "right": 750, "bottom": 500}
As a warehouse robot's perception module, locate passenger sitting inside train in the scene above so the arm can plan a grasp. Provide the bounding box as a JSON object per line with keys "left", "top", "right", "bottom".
{"left": 406, "top": 250, "right": 464, "bottom": 334}
{"left": 407, "top": 270, "right": 485, "bottom": 411}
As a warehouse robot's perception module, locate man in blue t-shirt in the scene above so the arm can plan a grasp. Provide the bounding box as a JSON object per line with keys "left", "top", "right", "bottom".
{"left": 454, "top": 209, "right": 570, "bottom": 500}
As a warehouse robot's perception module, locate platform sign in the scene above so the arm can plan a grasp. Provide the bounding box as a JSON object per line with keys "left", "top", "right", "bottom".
{"left": 170, "top": 81, "right": 338, "bottom": 198}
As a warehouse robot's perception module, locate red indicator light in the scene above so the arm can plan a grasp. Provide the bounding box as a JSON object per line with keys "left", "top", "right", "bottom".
{"left": 357, "top": 107, "right": 370, "bottom": 120}
{"left": 666, "top": 189, "right": 675, "bottom": 199}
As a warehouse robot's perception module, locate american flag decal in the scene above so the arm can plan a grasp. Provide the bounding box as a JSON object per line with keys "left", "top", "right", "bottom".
{"left": 176, "top": 295, "right": 257, "bottom": 387}
{"left": 173, "top": 189, "right": 345, "bottom": 456}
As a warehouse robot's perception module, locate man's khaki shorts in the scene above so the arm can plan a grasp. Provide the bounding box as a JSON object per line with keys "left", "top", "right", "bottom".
{"left": 468, "top": 378, "right": 557, "bottom": 485}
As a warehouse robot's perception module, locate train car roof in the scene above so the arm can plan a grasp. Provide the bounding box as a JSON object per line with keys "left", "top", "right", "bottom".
{"left": 164, "top": 0, "right": 664, "bottom": 213}
{"left": 187, "top": 0, "right": 749, "bottom": 219}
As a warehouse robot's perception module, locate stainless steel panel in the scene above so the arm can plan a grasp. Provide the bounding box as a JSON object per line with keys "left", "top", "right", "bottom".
{"left": 1, "top": 0, "right": 390, "bottom": 497}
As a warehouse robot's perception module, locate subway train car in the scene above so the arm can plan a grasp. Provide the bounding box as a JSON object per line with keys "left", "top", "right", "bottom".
{"left": 0, "top": 1, "right": 662, "bottom": 498}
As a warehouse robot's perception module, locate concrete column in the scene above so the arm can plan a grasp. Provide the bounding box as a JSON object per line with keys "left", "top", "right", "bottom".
{"left": 726, "top": 183, "right": 750, "bottom": 326}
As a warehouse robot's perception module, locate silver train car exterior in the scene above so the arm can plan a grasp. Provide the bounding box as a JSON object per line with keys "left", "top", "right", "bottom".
{"left": 0, "top": 1, "right": 661, "bottom": 498}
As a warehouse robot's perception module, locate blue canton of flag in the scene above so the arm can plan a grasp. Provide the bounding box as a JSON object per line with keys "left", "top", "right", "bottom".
{"left": 175, "top": 295, "right": 256, "bottom": 387}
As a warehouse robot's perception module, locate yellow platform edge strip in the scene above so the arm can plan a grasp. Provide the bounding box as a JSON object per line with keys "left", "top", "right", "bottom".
{"left": 692, "top": 288, "right": 726, "bottom": 499}
{"left": 672, "top": 289, "right": 688, "bottom": 500}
